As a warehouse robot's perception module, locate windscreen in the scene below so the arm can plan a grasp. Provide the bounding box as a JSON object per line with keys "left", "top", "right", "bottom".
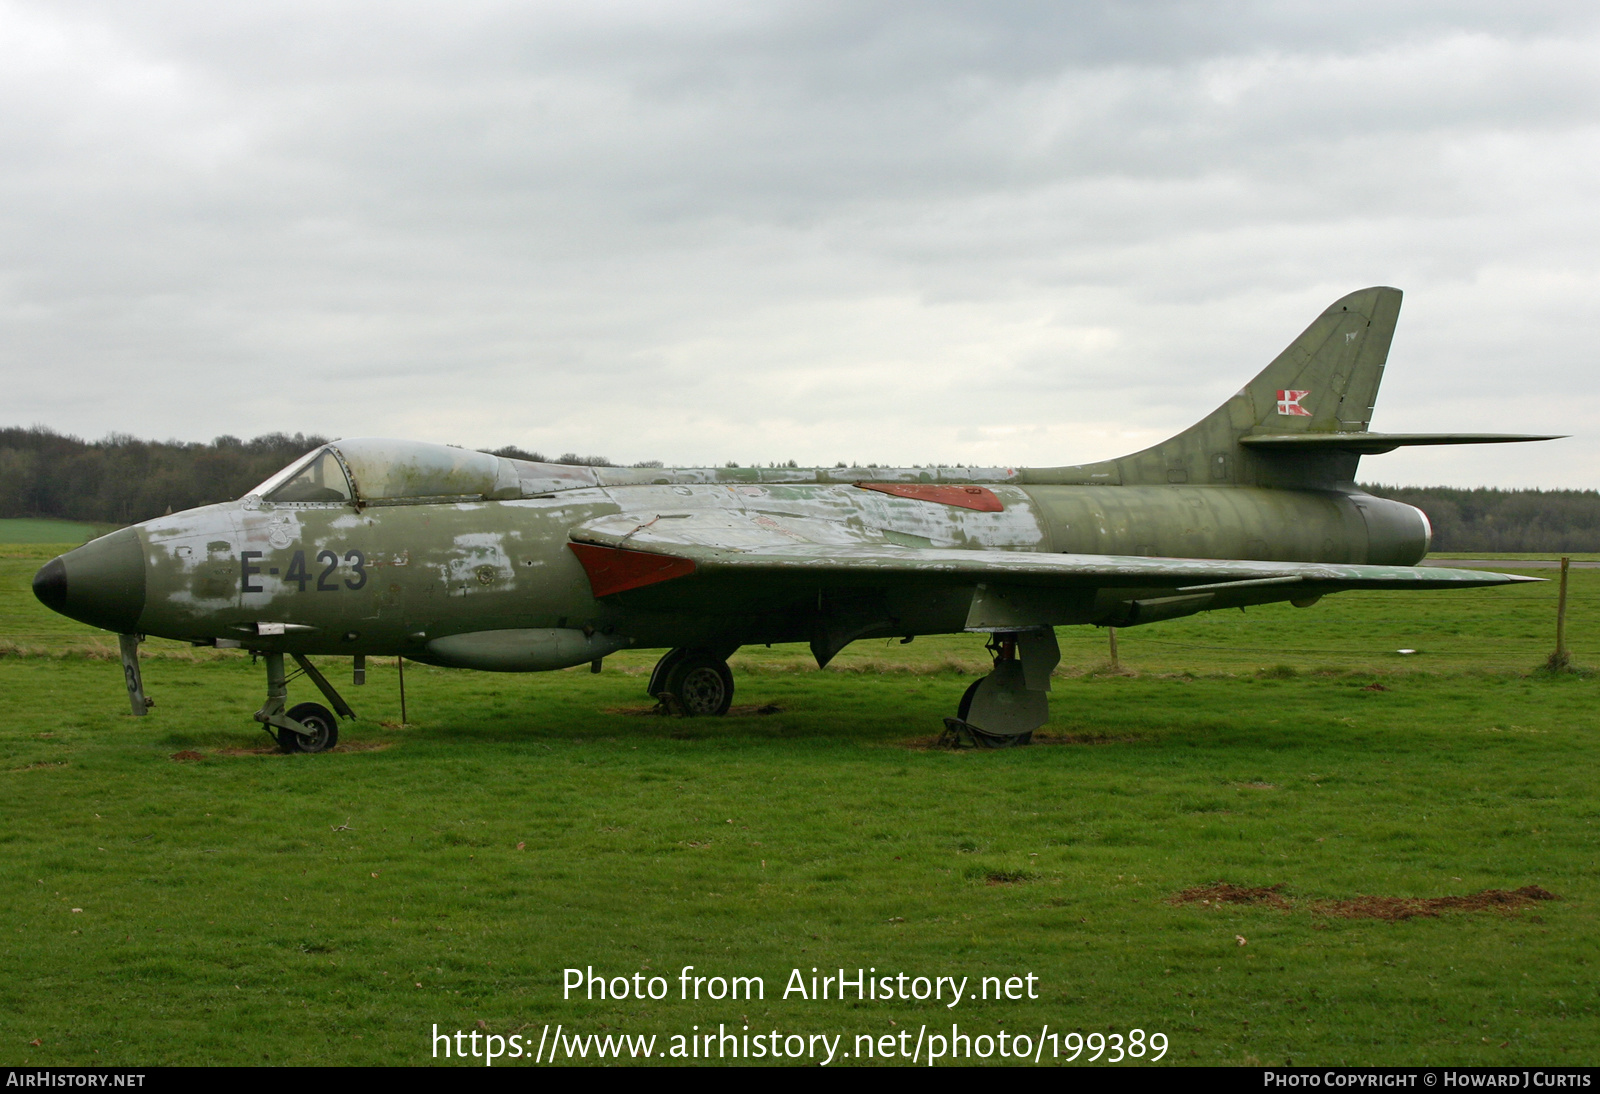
{"left": 265, "top": 449, "right": 352, "bottom": 503}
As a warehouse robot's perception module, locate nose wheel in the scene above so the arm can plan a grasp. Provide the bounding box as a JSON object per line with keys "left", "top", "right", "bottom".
{"left": 278, "top": 702, "right": 340, "bottom": 753}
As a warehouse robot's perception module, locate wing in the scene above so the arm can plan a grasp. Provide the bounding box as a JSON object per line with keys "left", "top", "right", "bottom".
{"left": 568, "top": 509, "right": 1535, "bottom": 602}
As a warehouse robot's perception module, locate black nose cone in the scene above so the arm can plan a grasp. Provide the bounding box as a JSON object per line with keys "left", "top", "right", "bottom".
{"left": 33, "top": 556, "right": 68, "bottom": 611}
{"left": 32, "top": 528, "right": 146, "bottom": 633}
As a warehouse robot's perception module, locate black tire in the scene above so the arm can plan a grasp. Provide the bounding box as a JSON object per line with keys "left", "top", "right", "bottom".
{"left": 281, "top": 702, "right": 339, "bottom": 753}
{"left": 663, "top": 650, "right": 734, "bottom": 716}
{"left": 956, "top": 678, "right": 982, "bottom": 722}
{"left": 647, "top": 648, "right": 690, "bottom": 699}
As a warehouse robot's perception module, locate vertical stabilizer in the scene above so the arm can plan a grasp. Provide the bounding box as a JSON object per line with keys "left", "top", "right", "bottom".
{"left": 1028, "top": 287, "right": 1403, "bottom": 489}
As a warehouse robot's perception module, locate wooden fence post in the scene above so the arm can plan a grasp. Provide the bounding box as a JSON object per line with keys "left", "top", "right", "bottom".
{"left": 1554, "top": 556, "right": 1570, "bottom": 669}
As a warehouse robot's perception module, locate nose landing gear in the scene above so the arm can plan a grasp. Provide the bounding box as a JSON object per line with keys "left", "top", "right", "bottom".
{"left": 942, "top": 629, "right": 1059, "bottom": 748}
{"left": 255, "top": 651, "right": 355, "bottom": 753}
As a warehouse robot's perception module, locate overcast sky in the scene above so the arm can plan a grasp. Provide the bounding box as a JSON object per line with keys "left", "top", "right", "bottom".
{"left": 2, "top": 1, "right": 1596, "bottom": 487}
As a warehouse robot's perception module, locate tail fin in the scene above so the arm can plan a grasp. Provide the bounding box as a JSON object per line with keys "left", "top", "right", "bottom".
{"left": 1032, "top": 287, "right": 1403, "bottom": 489}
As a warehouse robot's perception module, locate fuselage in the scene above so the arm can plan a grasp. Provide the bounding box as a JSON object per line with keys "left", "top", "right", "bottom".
{"left": 38, "top": 475, "right": 1430, "bottom": 663}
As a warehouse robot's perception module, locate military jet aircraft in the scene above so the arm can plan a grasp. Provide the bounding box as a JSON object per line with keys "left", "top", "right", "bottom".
{"left": 33, "top": 286, "right": 1554, "bottom": 751}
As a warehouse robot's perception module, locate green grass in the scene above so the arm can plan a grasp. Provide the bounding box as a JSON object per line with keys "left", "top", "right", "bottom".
{"left": 1, "top": 543, "right": 1596, "bottom": 1066}
{"left": 1427, "top": 552, "right": 1600, "bottom": 562}
{"left": 0, "top": 518, "right": 119, "bottom": 544}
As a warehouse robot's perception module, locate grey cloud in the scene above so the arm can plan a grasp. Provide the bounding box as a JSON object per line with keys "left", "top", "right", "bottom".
{"left": 0, "top": 1, "right": 1595, "bottom": 485}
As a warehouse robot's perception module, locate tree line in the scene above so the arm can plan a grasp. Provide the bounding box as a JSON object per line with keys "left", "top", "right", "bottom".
{"left": 1362, "top": 484, "right": 1600, "bottom": 553}
{"left": 1, "top": 426, "right": 1596, "bottom": 551}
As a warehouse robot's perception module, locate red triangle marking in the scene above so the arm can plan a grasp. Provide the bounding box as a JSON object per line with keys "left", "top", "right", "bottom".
{"left": 568, "top": 542, "right": 696, "bottom": 598}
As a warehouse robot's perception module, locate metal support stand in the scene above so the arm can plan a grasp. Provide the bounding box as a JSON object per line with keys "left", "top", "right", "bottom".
{"left": 118, "top": 633, "right": 150, "bottom": 716}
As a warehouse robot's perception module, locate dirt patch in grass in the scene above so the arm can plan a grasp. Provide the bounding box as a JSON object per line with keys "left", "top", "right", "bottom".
{"left": 897, "top": 730, "right": 1144, "bottom": 750}
{"left": 1169, "top": 882, "right": 1558, "bottom": 920}
{"left": 169, "top": 750, "right": 205, "bottom": 762}
{"left": 210, "top": 741, "right": 393, "bottom": 757}
{"left": 985, "top": 870, "right": 1034, "bottom": 885}
{"left": 1169, "top": 882, "right": 1291, "bottom": 909}
{"left": 1032, "top": 730, "right": 1146, "bottom": 745}
{"left": 1315, "top": 886, "right": 1558, "bottom": 921}
{"left": 606, "top": 703, "right": 785, "bottom": 717}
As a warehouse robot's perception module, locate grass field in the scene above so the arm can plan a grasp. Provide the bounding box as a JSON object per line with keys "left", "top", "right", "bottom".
{"left": 0, "top": 518, "right": 119, "bottom": 544}
{"left": 1, "top": 542, "right": 1596, "bottom": 1067}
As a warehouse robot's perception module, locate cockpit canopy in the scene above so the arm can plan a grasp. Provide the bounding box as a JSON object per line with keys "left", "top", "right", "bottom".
{"left": 252, "top": 439, "right": 523, "bottom": 505}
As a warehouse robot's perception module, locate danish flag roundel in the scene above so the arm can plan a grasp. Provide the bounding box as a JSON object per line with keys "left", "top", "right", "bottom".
{"left": 1276, "top": 390, "right": 1311, "bottom": 416}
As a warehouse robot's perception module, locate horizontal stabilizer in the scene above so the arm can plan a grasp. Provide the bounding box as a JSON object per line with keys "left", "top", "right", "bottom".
{"left": 1241, "top": 432, "right": 1564, "bottom": 455}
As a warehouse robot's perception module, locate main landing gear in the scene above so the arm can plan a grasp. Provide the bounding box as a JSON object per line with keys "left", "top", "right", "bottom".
{"left": 941, "top": 629, "right": 1060, "bottom": 748}
{"left": 255, "top": 651, "right": 355, "bottom": 753}
{"left": 648, "top": 646, "right": 737, "bottom": 716}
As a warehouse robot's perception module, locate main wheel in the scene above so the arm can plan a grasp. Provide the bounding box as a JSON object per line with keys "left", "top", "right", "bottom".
{"left": 956, "top": 678, "right": 983, "bottom": 722}
{"left": 952, "top": 668, "right": 1036, "bottom": 746}
{"left": 281, "top": 702, "right": 339, "bottom": 753}
{"left": 662, "top": 651, "right": 734, "bottom": 716}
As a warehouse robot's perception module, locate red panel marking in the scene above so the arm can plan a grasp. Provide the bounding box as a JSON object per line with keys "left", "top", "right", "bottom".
{"left": 854, "top": 482, "right": 1004, "bottom": 512}
{"left": 568, "top": 542, "right": 696, "bottom": 597}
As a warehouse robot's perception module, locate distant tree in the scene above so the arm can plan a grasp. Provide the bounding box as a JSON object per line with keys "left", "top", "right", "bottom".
{"left": 484, "top": 445, "right": 547, "bottom": 463}
{"left": 0, "top": 426, "right": 328, "bottom": 524}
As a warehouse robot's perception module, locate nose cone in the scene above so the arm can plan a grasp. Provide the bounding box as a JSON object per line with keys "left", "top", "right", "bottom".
{"left": 33, "top": 527, "right": 147, "bottom": 633}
